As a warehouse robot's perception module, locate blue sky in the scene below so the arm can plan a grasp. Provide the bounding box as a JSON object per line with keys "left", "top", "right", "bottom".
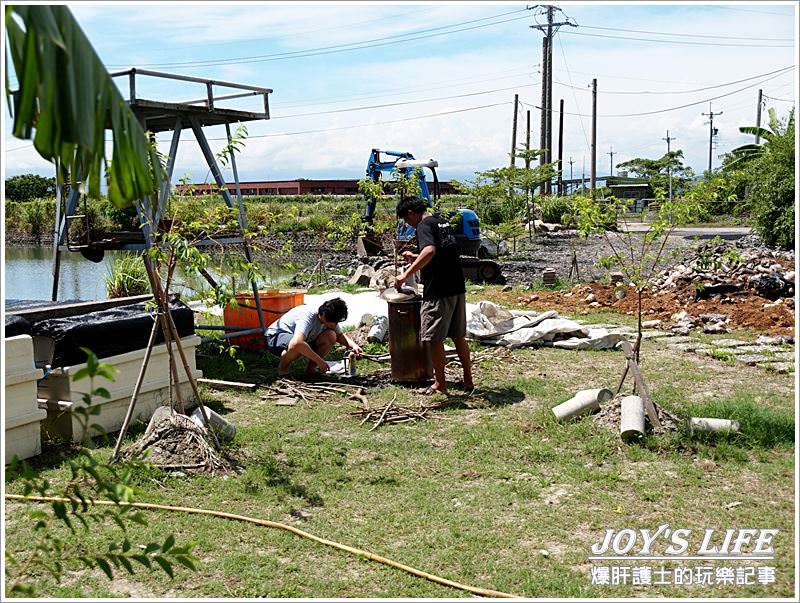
{"left": 3, "top": 1, "right": 797, "bottom": 186}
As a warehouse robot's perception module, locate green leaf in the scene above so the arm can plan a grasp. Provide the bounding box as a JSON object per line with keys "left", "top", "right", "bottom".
{"left": 52, "top": 501, "right": 73, "bottom": 531}
{"left": 162, "top": 534, "right": 175, "bottom": 553}
{"left": 93, "top": 387, "right": 111, "bottom": 399}
{"left": 129, "top": 511, "right": 148, "bottom": 525}
{"left": 95, "top": 557, "right": 113, "bottom": 579}
{"left": 118, "top": 555, "right": 135, "bottom": 574}
{"left": 6, "top": 5, "right": 163, "bottom": 207}
{"left": 132, "top": 554, "right": 152, "bottom": 569}
{"left": 174, "top": 555, "right": 198, "bottom": 572}
{"left": 71, "top": 367, "right": 90, "bottom": 381}
{"left": 153, "top": 555, "right": 174, "bottom": 578}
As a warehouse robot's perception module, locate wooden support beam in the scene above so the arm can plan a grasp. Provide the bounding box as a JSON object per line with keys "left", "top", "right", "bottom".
{"left": 197, "top": 378, "right": 258, "bottom": 392}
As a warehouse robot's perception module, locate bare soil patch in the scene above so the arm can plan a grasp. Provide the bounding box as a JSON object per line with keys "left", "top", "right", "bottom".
{"left": 489, "top": 282, "right": 794, "bottom": 336}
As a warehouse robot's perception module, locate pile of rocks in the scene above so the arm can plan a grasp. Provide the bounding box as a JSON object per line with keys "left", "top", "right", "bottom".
{"left": 671, "top": 310, "right": 731, "bottom": 335}
{"left": 652, "top": 235, "right": 795, "bottom": 302}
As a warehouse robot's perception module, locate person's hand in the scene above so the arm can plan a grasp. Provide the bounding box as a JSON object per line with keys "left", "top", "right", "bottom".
{"left": 401, "top": 250, "right": 415, "bottom": 264}
{"left": 317, "top": 359, "right": 330, "bottom": 373}
{"left": 351, "top": 343, "right": 363, "bottom": 356}
{"left": 394, "top": 273, "right": 407, "bottom": 291}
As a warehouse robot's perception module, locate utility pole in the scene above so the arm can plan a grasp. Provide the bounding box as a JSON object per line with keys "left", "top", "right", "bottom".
{"left": 526, "top": 110, "right": 533, "bottom": 241}
{"left": 510, "top": 93, "right": 519, "bottom": 166}
{"left": 529, "top": 5, "right": 577, "bottom": 193}
{"left": 662, "top": 130, "right": 676, "bottom": 202}
{"left": 607, "top": 146, "right": 615, "bottom": 177}
{"left": 755, "top": 88, "right": 763, "bottom": 144}
{"left": 525, "top": 110, "right": 531, "bottom": 168}
{"left": 557, "top": 98, "right": 564, "bottom": 195}
{"left": 701, "top": 103, "right": 722, "bottom": 173}
{"left": 545, "top": 5, "right": 553, "bottom": 190}
{"left": 568, "top": 156, "right": 574, "bottom": 183}
{"left": 590, "top": 78, "right": 597, "bottom": 196}
{"left": 582, "top": 156, "right": 586, "bottom": 194}
{"left": 539, "top": 37, "right": 548, "bottom": 172}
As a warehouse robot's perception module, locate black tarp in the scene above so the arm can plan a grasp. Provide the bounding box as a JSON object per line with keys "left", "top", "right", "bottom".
{"left": 30, "top": 297, "right": 195, "bottom": 368}
{"left": 5, "top": 315, "right": 32, "bottom": 338}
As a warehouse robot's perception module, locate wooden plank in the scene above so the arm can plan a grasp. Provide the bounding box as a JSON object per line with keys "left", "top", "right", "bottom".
{"left": 197, "top": 378, "right": 257, "bottom": 392}
{"left": 619, "top": 340, "right": 661, "bottom": 429}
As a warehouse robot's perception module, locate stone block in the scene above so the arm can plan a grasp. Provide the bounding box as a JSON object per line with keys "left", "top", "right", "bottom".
{"left": 37, "top": 336, "right": 203, "bottom": 443}
{"left": 4, "top": 335, "right": 47, "bottom": 462}
{"left": 757, "top": 362, "right": 794, "bottom": 373}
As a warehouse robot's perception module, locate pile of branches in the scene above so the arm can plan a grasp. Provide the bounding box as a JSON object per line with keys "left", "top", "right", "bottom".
{"left": 263, "top": 378, "right": 373, "bottom": 406}
{"left": 351, "top": 394, "right": 452, "bottom": 431}
{"left": 122, "top": 412, "right": 233, "bottom": 475}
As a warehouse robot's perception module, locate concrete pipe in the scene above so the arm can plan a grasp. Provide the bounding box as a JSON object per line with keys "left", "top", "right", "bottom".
{"left": 689, "top": 417, "right": 741, "bottom": 434}
{"left": 552, "top": 388, "right": 613, "bottom": 422}
{"left": 191, "top": 407, "right": 236, "bottom": 441}
{"left": 620, "top": 395, "right": 646, "bottom": 443}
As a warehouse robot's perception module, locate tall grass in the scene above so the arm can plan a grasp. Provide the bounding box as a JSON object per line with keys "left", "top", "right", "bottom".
{"left": 682, "top": 396, "right": 795, "bottom": 449}
{"left": 105, "top": 253, "right": 150, "bottom": 298}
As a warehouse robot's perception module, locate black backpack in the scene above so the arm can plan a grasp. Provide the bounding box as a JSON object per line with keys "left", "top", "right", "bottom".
{"left": 434, "top": 216, "right": 459, "bottom": 254}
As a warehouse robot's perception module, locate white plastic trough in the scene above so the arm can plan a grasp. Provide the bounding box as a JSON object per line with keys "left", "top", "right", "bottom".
{"left": 4, "top": 335, "right": 47, "bottom": 462}
{"left": 37, "top": 335, "right": 203, "bottom": 443}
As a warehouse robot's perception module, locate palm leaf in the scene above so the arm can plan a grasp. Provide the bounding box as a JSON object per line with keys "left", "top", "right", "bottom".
{"left": 5, "top": 5, "right": 163, "bottom": 208}
{"left": 737, "top": 126, "right": 774, "bottom": 142}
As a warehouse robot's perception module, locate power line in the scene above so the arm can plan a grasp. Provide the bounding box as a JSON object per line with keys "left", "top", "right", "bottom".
{"left": 7, "top": 102, "right": 512, "bottom": 152}
{"left": 580, "top": 24, "right": 792, "bottom": 42}
{"left": 560, "top": 30, "right": 793, "bottom": 48}
{"left": 763, "top": 94, "right": 796, "bottom": 103}
{"left": 207, "top": 102, "right": 512, "bottom": 140}
{"left": 105, "top": 10, "right": 531, "bottom": 69}
{"left": 557, "top": 35, "right": 590, "bottom": 149}
{"left": 271, "top": 83, "right": 536, "bottom": 120}
{"left": 709, "top": 5, "right": 796, "bottom": 17}
{"left": 279, "top": 67, "right": 536, "bottom": 110}
{"left": 521, "top": 68, "right": 793, "bottom": 118}
{"left": 551, "top": 65, "right": 795, "bottom": 96}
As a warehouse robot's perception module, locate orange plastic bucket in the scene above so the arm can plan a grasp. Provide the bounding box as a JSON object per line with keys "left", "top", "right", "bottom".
{"left": 223, "top": 290, "right": 305, "bottom": 350}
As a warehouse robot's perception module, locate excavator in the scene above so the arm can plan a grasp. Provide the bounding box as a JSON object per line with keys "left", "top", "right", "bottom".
{"left": 360, "top": 148, "right": 503, "bottom": 283}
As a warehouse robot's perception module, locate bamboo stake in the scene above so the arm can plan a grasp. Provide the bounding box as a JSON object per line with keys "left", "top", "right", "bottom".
{"left": 111, "top": 314, "right": 160, "bottom": 461}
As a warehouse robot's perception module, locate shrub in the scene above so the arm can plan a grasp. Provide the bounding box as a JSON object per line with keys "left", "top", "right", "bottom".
{"left": 21, "top": 198, "right": 55, "bottom": 239}
{"left": 539, "top": 196, "right": 574, "bottom": 225}
{"left": 4, "top": 200, "right": 26, "bottom": 233}
{"left": 747, "top": 163, "right": 794, "bottom": 249}
{"left": 5, "top": 173, "right": 56, "bottom": 201}
{"left": 105, "top": 253, "right": 150, "bottom": 298}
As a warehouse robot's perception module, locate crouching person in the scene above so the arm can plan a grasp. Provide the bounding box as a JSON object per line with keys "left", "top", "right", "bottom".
{"left": 265, "top": 297, "right": 363, "bottom": 376}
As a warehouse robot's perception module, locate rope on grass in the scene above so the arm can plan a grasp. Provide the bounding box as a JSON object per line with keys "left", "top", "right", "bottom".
{"left": 5, "top": 494, "right": 519, "bottom": 598}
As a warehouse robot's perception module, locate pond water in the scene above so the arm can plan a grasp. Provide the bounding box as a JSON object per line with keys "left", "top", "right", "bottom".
{"left": 3, "top": 246, "right": 296, "bottom": 303}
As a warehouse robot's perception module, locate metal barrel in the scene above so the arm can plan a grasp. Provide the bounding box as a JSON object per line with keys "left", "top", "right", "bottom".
{"left": 387, "top": 297, "right": 433, "bottom": 382}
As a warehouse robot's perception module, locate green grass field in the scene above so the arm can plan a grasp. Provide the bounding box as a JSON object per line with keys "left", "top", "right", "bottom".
{"left": 4, "top": 302, "right": 794, "bottom": 598}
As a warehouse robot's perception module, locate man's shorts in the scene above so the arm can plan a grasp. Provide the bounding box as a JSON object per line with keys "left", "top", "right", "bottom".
{"left": 420, "top": 293, "right": 467, "bottom": 342}
{"left": 265, "top": 331, "right": 293, "bottom": 357}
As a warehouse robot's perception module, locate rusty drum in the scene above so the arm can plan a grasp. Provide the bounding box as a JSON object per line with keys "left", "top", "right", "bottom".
{"left": 386, "top": 294, "right": 433, "bottom": 382}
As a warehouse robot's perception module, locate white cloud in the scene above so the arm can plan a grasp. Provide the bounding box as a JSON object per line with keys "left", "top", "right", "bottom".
{"left": 4, "top": 2, "right": 797, "bottom": 183}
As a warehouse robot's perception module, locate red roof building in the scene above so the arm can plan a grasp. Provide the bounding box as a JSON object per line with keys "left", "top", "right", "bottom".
{"left": 173, "top": 179, "right": 458, "bottom": 196}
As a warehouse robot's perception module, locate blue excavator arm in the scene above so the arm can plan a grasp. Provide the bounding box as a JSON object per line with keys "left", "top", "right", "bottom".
{"left": 363, "top": 149, "right": 438, "bottom": 225}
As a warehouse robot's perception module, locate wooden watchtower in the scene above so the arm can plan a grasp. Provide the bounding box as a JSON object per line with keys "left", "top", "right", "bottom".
{"left": 51, "top": 69, "right": 273, "bottom": 340}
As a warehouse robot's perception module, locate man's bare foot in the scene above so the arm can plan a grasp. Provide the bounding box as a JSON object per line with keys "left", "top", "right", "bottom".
{"left": 416, "top": 385, "right": 447, "bottom": 396}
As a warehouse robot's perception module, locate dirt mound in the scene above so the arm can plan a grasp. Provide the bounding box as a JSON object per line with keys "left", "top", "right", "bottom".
{"left": 122, "top": 411, "right": 234, "bottom": 474}
{"left": 591, "top": 395, "right": 682, "bottom": 436}
{"left": 503, "top": 282, "right": 794, "bottom": 336}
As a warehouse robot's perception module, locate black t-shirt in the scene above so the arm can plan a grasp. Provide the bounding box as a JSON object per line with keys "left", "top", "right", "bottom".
{"left": 415, "top": 214, "right": 466, "bottom": 300}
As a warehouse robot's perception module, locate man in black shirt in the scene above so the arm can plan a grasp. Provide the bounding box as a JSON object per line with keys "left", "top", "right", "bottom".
{"left": 394, "top": 197, "right": 474, "bottom": 395}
